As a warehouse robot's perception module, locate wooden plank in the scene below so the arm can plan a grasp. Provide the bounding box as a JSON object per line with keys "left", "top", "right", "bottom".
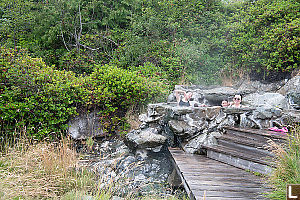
{"left": 192, "top": 190, "right": 260, "bottom": 198}
{"left": 169, "top": 148, "right": 269, "bottom": 200}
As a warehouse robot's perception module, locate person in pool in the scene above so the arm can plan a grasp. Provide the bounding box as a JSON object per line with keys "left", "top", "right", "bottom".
{"left": 174, "top": 89, "right": 193, "bottom": 107}
{"left": 221, "top": 100, "right": 229, "bottom": 107}
{"left": 229, "top": 94, "right": 243, "bottom": 108}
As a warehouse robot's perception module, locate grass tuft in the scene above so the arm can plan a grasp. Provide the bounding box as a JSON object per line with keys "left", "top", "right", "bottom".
{"left": 267, "top": 125, "right": 300, "bottom": 200}
{"left": 0, "top": 136, "right": 95, "bottom": 199}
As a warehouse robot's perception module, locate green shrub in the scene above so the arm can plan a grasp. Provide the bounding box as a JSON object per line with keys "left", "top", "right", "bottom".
{"left": 0, "top": 47, "right": 168, "bottom": 139}
{"left": 88, "top": 64, "right": 168, "bottom": 116}
{"left": 0, "top": 47, "right": 88, "bottom": 139}
{"left": 226, "top": 0, "right": 300, "bottom": 75}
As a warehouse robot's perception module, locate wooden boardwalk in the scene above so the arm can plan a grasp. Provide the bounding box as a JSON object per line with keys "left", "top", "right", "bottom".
{"left": 169, "top": 148, "right": 270, "bottom": 200}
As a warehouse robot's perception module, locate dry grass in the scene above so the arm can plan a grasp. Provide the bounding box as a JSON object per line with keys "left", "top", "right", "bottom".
{"left": 0, "top": 137, "right": 95, "bottom": 200}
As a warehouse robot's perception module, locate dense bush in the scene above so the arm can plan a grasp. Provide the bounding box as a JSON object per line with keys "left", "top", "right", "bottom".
{"left": 0, "top": 47, "right": 166, "bottom": 139}
{"left": 225, "top": 0, "right": 299, "bottom": 76}
{"left": 0, "top": 47, "right": 88, "bottom": 139}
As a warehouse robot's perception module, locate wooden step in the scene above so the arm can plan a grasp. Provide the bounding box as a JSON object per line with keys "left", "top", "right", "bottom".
{"left": 204, "top": 144, "right": 272, "bottom": 166}
{"left": 218, "top": 134, "right": 268, "bottom": 149}
{"left": 224, "top": 127, "right": 287, "bottom": 145}
{"left": 217, "top": 135, "right": 275, "bottom": 157}
{"left": 203, "top": 144, "right": 274, "bottom": 175}
{"left": 224, "top": 126, "right": 288, "bottom": 140}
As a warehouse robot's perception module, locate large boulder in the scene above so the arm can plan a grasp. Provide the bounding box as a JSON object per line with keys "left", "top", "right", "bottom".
{"left": 168, "top": 120, "right": 197, "bottom": 139}
{"left": 243, "top": 93, "right": 290, "bottom": 109}
{"left": 237, "top": 80, "right": 285, "bottom": 94}
{"left": 278, "top": 75, "right": 300, "bottom": 95}
{"left": 183, "top": 131, "right": 221, "bottom": 154}
{"left": 124, "top": 128, "right": 167, "bottom": 150}
{"left": 68, "top": 110, "right": 105, "bottom": 140}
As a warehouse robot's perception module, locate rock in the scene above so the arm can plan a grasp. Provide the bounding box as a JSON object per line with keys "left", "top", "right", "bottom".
{"left": 147, "top": 103, "right": 169, "bottom": 117}
{"left": 168, "top": 120, "right": 197, "bottom": 138}
{"left": 243, "top": 93, "right": 289, "bottom": 109}
{"left": 240, "top": 113, "right": 261, "bottom": 129}
{"left": 168, "top": 120, "right": 187, "bottom": 134}
{"left": 167, "top": 168, "right": 182, "bottom": 187}
{"left": 167, "top": 93, "right": 176, "bottom": 103}
{"left": 160, "top": 125, "right": 175, "bottom": 147}
{"left": 217, "top": 115, "right": 236, "bottom": 129}
{"left": 287, "top": 92, "right": 300, "bottom": 110}
{"left": 202, "top": 87, "right": 237, "bottom": 106}
{"left": 124, "top": 128, "right": 167, "bottom": 150}
{"left": 183, "top": 133, "right": 208, "bottom": 154}
{"left": 237, "top": 80, "right": 285, "bottom": 94}
{"left": 278, "top": 75, "right": 300, "bottom": 95}
{"left": 206, "top": 106, "right": 222, "bottom": 120}
{"left": 170, "top": 106, "right": 193, "bottom": 116}
{"left": 280, "top": 110, "right": 300, "bottom": 124}
{"left": 68, "top": 110, "right": 105, "bottom": 140}
{"left": 139, "top": 114, "right": 148, "bottom": 122}
{"left": 253, "top": 106, "right": 283, "bottom": 119}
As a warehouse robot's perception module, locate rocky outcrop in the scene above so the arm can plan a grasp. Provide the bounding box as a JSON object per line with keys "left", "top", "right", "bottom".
{"left": 68, "top": 110, "right": 105, "bottom": 140}
{"left": 77, "top": 139, "right": 175, "bottom": 198}
{"left": 125, "top": 76, "right": 300, "bottom": 157}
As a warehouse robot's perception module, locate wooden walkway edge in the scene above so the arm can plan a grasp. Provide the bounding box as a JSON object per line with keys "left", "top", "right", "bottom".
{"left": 169, "top": 148, "right": 271, "bottom": 200}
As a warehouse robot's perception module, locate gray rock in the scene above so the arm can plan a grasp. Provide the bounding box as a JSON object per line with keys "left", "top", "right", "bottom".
{"left": 287, "top": 92, "right": 300, "bottom": 110}
{"left": 147, "top": 103, "right": 169, "bottom": 117}
{"left": 168, "top": 120, "right": 197, "bottom": 138}
{"left": 217, "top": 115, "right": 236, "bottom": 129}
{"left": 168, "top": 168, "right": 182, "bottom": 187}
{"left": 167, "top": 93, "right": 176, "bottom": 103}
{"left": 278, "top": 75, "right": 300, "bottom": 95}
{"left": 243, "top": 93, "right": 289, "bottom": 109}
{"left": 170, "top": 106, "right": 193, "bottom": 116}
{"left": 206, "top": 106, "right": 222, "bottom": 120}
{"left": 124, "top": 128, "right": 167, "bottom": 149}
{"left": 237, "top": 80, "right": 285, "bottom": 94}
{"left": 68, "top": 110, "right": 105, "bottom": 140}
{"left": 253, "top": 106, "right": 283, "bottom": 119}
{"left": 183, "top": 133, "right": 208, "bottom": 154}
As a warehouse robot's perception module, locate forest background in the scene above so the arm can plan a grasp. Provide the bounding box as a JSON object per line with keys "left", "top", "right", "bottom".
{"left": 0, "top": 0, "right": 299, "bottom": 139}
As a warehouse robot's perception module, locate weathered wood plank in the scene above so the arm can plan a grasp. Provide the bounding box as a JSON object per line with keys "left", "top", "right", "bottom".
{"left": 169, "top": 148, "right": 270, "bottom": 200}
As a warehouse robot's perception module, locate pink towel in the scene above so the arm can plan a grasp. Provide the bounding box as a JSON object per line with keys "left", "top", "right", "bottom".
{"left": 268, "top": 127, "right": 288, "bottom": 133}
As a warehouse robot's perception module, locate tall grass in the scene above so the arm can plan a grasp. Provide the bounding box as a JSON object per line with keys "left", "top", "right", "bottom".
{"left": 267, "top": 125, "right": 300, "bottom": 199}
{"left": 0, "top": 135, "right": 95, "bottom": 199}
{"left": 0, "top": 132, "right": 187, "bottom": 200}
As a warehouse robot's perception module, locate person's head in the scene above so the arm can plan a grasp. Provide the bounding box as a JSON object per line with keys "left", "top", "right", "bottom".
{"left": 221, "top": 100, "right": 229, "bottom": 107}
{"left": 233, "top": 95, "right": 242, "bottom": 104}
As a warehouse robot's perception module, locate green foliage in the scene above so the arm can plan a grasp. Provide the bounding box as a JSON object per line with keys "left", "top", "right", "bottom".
{"left": 225, "top": 0, "right": 300, "bottom": 74}
{"left": 88, "top": 64, "right": 168, "bottom": 111}
{"left": 0, "top": 47, "right": 88, "bottom": 139}
{"left": 0, "top": 47, "right": 167, "bottom": 139}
